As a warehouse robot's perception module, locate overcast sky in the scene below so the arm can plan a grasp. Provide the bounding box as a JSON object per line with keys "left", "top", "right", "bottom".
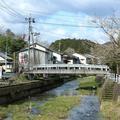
{"left": 0, "top": 0, "right": 120, "bottom": 44}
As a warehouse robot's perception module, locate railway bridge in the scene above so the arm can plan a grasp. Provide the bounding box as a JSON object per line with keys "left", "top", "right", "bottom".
{"left": 25, "top": 64, "right": 109, "bottom": 75}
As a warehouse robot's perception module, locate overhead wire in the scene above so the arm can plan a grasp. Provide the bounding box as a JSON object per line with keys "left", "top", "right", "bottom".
{"left": 23, "top": 9, "right": 92, "bottom": 24}
{"left": 24, "top": 9, "right": 85, "bottom": 18}
{"left": 1, "top": 0, "right": 25, "bottom": 18}
{"left": 36, "top": 21, "right": 100, "bottom": 28}
{"left": 0, "top": 1, "right": 99, "bottom": 29}
{"left": 0, "top": 0, "right": 25, "bottom": 19}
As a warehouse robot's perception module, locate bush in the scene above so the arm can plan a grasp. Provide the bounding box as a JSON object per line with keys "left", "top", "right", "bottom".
{"left": 95, "top": 76, "right": 105, "bottom": 87}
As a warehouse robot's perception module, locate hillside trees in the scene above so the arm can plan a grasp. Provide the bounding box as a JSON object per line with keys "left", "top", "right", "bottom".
{"left": 50, "top": 38, "right": 96, "bottom": 54}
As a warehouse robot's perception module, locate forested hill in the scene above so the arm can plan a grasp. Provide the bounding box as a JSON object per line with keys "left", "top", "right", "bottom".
{"left": 49, "top": 38, "right": 96, "bottom": 54}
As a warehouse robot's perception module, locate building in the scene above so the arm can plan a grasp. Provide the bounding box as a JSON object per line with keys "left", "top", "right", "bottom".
{"left": 62, "top": 54, "right": 80, "bottom": 64}
{"left": 19, "top": 43, "right": 62, "bottom": 69}
{"left": 62, "top": 53, "right": 87, "bottom": 64}
{"left": 84, "top": 54, "right": 100, "bottom": 64}
{"left": 0, "top": 52, "right": 13, "bottom": 72}
{"left": 72, "top": 53, "right": 86, "bottom": 64}
{"left": 53, "top": 52, "right": 62, "bottom": 64}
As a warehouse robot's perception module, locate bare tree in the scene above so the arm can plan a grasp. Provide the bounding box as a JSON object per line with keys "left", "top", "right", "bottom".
{"left": 93, "top": 14, "right": 120, "bottom": 47}
{"left": 92, "top": 14, "right": 120, "bottom": 74}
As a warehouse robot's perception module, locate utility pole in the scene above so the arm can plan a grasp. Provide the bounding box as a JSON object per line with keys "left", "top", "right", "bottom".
{"left": 25, "top": 17, "right": 35, "bottom": 70}
{"left": 5, "top": 37, "right": 8, "bottom": 72}
{"left": 58, "top": 41, "right": 61, "bottom": 54}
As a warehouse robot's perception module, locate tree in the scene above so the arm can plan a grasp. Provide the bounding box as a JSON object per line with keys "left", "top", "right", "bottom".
{"left": 93, "top": 14, "right": 120, "bottom": 47}
{"left": 92, "top": 14, "right": 120, "bottom": 74}
{"left": 64, "top": 47, "right": 75, "bottom": 56}
{"left": 0, "top": 29, "right": 27, "bottom": 56}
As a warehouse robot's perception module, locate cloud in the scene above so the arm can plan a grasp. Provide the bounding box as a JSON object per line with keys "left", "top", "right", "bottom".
{"left": 0, "top": 0, "right": 119, "bottom": 44}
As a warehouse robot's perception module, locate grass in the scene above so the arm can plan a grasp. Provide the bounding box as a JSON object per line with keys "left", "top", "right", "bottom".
{"left": 101, "top": 101, "right": 120, "bottom": 120}
{"left": 78, "top": 76, "right": 97, "bottom": 88}
{"left": 77, "top": 89, "right": 95, "bottom": 95}
{"left": 76, "top": 76, "right": 99, "bottom": 95}
{"left": 36, "top": 96, "right": 80, "bottom": 120}
{"left": 0, "top": 96, "right": 80, "bottom": 120}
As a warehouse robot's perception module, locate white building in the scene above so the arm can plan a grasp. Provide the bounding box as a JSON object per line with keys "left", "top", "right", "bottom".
{"left": 72, "top": 53, "right": 86, "bottom": 64}
{"left": 53, "top": 52, "right": 62, "bottom": 64}
{"left": 19, "top": 43, "right": 62, "bottom": 69}
{"left": 0, "top": 52, "right": 13, "bottom": 72}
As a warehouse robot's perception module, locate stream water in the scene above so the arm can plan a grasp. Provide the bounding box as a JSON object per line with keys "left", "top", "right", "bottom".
{"left": 5, "top": 80, "right": 101, "bottom": 120}
{"left": 67, "top": 96, "right": 101, "bottom": 120}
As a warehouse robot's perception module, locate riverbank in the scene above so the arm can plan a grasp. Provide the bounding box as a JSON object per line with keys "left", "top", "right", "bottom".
{"left": 100, "top": 80, "right": 120, "bottom": 120}
{"left": 0, "top": 96, "right": 81, "bottom": 120}
{"left": 0, "top": 74, "right": 78, "bottom": 104}
{"left": 0, "top": 79, "right": 81, "bottom": 120}
{"left": 101, "top": 101, "right": 120, "bottom": 119}
{"left": 0, "top": 76, "right": 101, "bottom": 120}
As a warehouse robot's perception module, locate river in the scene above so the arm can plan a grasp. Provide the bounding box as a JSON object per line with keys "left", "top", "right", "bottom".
{"left": 4, "top": 80, "right": 101, "bottom": 120}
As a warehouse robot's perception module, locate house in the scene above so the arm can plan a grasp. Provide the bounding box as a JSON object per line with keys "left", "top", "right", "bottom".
{"left": 84, "top": 54, "right": 100, "bottom": 64}
{"left": 62, "top": 53, "right": 86, "bottom": 64}
{"left": 19, "top": 43, "right": 62, "bottom": 69}
{"left": 72, "top": 53, "right": 86, "bottom": 64}
{"left": 62, "top": 54, "right": 80, "bottom": 64}
{"left": 53, "top": 52, "right": 62, "bottom": 64}
{"left": 0, "top": 52, "right": 13, "bottom": 72}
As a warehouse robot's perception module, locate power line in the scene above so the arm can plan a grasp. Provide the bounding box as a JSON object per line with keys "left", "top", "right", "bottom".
{"left": 23, "top": 9, "right": 91, "bottom": 24}
{"left": 0, "top": 5, "right": 20, "bottom": 18}
{"left": 37, "top": 22, "right": 100, "bottom": 28}
{"left": 0, "top": 0, "right": 25, "bottom": 19}
{"left": 2, "top": 18, "right": 100, "bottom": 29}
{"left": 1, "top": 0, "right": 25, "bottom": 18}
{"left": 24, "top": 9, "right": 86, "bottom": 18}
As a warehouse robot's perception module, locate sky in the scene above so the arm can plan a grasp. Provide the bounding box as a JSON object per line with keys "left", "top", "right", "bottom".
{"left": 0, "top": 0, "right": 120, "bottom": 44}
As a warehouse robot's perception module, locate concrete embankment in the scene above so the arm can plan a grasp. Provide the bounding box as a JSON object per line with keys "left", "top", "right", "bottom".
{"left": 0, "top": 78, "right": 65, "bottom": 105}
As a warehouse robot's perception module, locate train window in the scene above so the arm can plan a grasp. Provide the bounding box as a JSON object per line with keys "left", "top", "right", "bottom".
{"left": 37, "top": 68, "right": 41, "bottom": 70}
{"left": 75, "top": 67, "right": 79, "bottom": 69}
{"left": 88, "top": 68, "right": 90, "bottom": 70}
{"left": 70, "top": 67, "right": 74, "bottom": 70}
{"left": 81, "top": 67, "right": 84, "bottom": 70}
{"left": 103, "top": 68, "right": 106, "bottom": 71}
{"left": 95, "top": 68, "right": 101, "bottom": 70}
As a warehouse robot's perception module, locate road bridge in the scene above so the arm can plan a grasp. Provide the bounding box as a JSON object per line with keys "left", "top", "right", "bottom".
{"left": 25, "top": 64, "right": 109, "bottom": 75}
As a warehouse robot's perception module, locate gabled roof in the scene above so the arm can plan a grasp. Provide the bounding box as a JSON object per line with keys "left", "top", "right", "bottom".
{"left": 0, "top": 52, "right": 12, "bottom": 60}
{"left": 19, "top": 42, "right": 62, "bottom": 55}
{"left": 20, "top": 42, "right": 53, "bottom": 52}
{"left": 73, "top": 53, "right": 86, "bottom": 58}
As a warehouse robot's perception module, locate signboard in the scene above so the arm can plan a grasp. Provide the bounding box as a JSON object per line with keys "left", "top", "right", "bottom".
{"left": 19, "top": 52, "right": 28, "bottom": 65}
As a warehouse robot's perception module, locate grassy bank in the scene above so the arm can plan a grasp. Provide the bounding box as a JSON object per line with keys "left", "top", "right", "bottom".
{"left": 0, "top": 76, "right": 99, "bottom": 120}
{"left": 76, "top": 76, "right": 99, "bottom": 95}
{"left": 78, "top": 76, "right": 97, "bottom": 88}
{"left": 0, "top": 96, "right": 80, "bottom": 120}
{"left": 101, "top": 101, "right": 120, "bottom": 120}
{"left": 35, "top": 96, "right": 80, "bottom": 120}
